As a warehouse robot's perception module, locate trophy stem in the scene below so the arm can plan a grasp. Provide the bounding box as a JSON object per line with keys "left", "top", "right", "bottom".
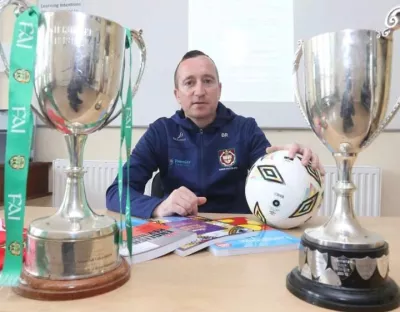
{"left": 55, "top": 134, "right": 96, "bottom": 220}
{"left": 66, "top": 133, "right": 86, "bottom": 167}
{"left": 304, "top": 151, "right": 385, "bottom": 248}
{"left": 330, "top": 153, "right": 361, "bottom": 227}
{"left": 316, "top": 152, "right": 368, "bottom": 244}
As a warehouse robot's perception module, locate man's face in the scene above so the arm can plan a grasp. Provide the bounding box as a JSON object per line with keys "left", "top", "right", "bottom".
{"left": 174, "top": 56, "right": 222, "bottom": 122}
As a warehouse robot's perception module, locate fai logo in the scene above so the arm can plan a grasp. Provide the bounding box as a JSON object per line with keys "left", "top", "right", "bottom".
{"left": 218, "top": 148, "right": 236, "bottom": 167}
{"left": 13, "top": 69, "right": 30, "bottom": 84}
{"left": 8, "top": 241, "right": 22, "bottom": 256}
{"left": 9, "top": 155, "right": 25, "bottom": 170}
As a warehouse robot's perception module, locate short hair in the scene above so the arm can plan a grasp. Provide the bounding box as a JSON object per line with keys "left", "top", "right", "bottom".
{"left": 174, "top": 50, "right": 220, "bottom": 88}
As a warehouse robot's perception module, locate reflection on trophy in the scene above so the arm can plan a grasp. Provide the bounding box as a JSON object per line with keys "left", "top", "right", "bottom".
{"left": 0, "top": 0, "right": 146, "bottom": 300}
{"left": 286, "top": 6, "right": 400, "bottom": 311}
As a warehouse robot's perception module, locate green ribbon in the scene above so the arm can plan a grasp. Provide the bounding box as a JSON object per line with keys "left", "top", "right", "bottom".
{"left": 0, "top": 7, "right": 39, "bottom": 285}
{"left": 117, "top": 30, "right": 133, "bottom": 258}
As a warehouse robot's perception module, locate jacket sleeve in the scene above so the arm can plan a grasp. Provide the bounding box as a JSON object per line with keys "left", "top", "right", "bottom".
{"left": 248, "top": 118, "right": 271, "bottom": 168}
{"left": 105, "top": 121, "right": 166, "bottom": 219}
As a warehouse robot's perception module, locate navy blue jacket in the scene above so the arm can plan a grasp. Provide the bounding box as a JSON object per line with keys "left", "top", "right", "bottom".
{"left": 105, "top": 102, "right": 271, "bottom": 219}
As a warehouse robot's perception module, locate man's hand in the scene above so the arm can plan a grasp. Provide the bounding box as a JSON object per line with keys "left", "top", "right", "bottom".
{"left": 266, "top": 143, "right": 325, "bottom": 176}
{"left": 152, "top": 186, "right": 207, "bottom": 217}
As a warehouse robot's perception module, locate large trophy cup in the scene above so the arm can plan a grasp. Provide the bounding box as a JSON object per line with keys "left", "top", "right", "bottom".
{"left": 286, "top": 6, "right": 400, "bottom": 312}
{"left": 0, "top": 0, "right": 146, "bottom": 300}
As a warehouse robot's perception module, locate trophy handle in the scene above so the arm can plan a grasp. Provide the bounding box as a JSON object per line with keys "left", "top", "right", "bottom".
{"left": 380, "top": 6, "right": 400, "bottom": 37}
{"left": 129, "top": 29, "right": 146, "bottom": 97}
{"left": 362, "top": 6, "right": 400, "bottom": 148}
{"left": 293, "top": 40, "right": 312, "bottom": 128}
{"left": 0, "top": 0, "right": 53, "bottom": 127}
{"left": 104, "top": 29, "right": 147, "bottom": 126}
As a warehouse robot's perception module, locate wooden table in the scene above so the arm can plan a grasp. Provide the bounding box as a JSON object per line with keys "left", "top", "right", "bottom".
{"left": 1, "top": 207, "right": 400, "bottom": 312}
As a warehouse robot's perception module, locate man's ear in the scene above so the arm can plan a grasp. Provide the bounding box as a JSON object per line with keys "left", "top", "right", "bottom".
{"left": 174, "top": 88, "right": 180, "bottom": 103}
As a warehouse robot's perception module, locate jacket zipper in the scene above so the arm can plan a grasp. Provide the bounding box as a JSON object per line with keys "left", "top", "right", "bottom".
{"left": 199, "top": 129, "right": 204, "bottom": 195}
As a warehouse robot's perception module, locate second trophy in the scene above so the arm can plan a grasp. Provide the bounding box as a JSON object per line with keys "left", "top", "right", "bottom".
{"left": 286, "top": 5, "right": 400, "bottom": 312}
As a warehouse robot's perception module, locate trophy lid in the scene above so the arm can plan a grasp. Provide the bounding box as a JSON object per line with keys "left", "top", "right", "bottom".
{"left": 27, "top": 213, "right": 118, "bottom": 240}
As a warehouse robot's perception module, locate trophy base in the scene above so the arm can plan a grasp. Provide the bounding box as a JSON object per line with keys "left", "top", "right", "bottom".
{"left": 13, "top": 258, "right": 130, "bottom": 301}
{"left": 286, "top": 235, "right": 400, "bottom": 311}
{"left": 287, "top": 267, "right": 400, "bottom": 312}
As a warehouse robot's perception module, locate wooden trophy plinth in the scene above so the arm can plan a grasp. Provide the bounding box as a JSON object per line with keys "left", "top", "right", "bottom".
{"left": 13, "top": 258, "right": 130, "bottom": 301}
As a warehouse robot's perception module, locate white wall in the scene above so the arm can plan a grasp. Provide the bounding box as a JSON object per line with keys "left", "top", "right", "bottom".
{"left": 1, "top": 0, "right": 400, "bottom": 216}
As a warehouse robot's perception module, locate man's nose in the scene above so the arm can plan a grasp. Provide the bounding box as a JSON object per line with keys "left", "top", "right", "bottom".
{"left": 194, "top": 82, "right": 206, "bottom": 96}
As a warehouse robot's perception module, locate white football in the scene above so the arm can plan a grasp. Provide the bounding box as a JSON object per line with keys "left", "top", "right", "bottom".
{"left": 245, "top": 150, "right": 324, "bottom": 229}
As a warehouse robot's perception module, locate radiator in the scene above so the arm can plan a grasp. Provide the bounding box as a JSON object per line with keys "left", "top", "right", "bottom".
{"left": 52, "top": 159, "right": 153, "bottom": 211}
{"left": 319, "top": 166, "right": 382, "bottom": 217}
{"left": 52, "top": 160, "right": 382, "bottom": 216}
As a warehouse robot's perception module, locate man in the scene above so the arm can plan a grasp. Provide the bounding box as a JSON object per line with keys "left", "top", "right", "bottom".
{"left": 106, "top": 50, "right": 324, "bottom": 219}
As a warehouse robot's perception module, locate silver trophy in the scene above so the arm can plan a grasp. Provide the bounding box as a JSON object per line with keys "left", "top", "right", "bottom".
{"left": 286, "top": 6, "right": 400, "bottom": 312}
{"left": 0, "top": 0, "right": 146, "bottom": 300}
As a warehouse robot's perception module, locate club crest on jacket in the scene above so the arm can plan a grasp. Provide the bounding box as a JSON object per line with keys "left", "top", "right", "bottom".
{"left": 218, "top": 148, "right": 236, "bottom": 167}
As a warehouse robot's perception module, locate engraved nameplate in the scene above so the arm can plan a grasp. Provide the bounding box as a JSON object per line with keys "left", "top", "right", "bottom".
{"left": 355, "top": 256, "right": 377, "bottom": 280}
{"left": 52, "top": 25, "right": 93, "bottom": 36}
{"left": 331, "top": 255, "right": 355, "bottom": 280}
{"left": 74, "top": 241, "right": 117, "bottom": 273}
{"left": 25, "top": 235, "right": 119, "bottom": 279}
{"left": 51, "top": 25, "right": 95, "bottom": 47}
{"left": 377, "top": 254, "right": 389, "bottom": 278}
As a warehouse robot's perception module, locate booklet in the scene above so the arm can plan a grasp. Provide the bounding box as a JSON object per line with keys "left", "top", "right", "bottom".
{"left": 119, "top": 217, "right": 197, "bottom": 264}
{"left": 149, "top": 215, "right": 258, "bottom": 257}
{"left": 208, "top": 217, "right": 300, "bottom": 256}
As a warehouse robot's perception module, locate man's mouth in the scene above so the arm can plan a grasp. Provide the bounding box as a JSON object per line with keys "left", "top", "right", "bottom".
{"left": 192, "top": 101, "right": 207, "bottom": 105}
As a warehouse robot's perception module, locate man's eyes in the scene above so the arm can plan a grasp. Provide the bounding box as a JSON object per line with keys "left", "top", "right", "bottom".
{"left": 184, "top": 78, "right": 214, "bottom": 86}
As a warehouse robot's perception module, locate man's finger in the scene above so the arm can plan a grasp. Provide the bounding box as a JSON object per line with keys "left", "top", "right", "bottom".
{"left": 180, "top": 186, "right": 198, "bottom": 201}
{"left": 180, "top": 201, "right": 196, "bottom": 215}
{"left": 319, "top": 163, "right": 326, "bottom": 176}
{"left": 173, "top": 203, "right": 189, "bottom": 216}
{"left": 190, "top": 204, "right": 198, "bottom": 215}
{"left": 311, "top": 153, "right": 319, "bottom": 170}
{"left": 197, "top": 197, "right": 207, "bottom": 205}
{"left": 266, "top": 145, "right": 282, "bottom": 154}
{"left": 177, "top": 188, "right": 199, "bottom": 212}
{"left": 288, "top": 144, "right": 300, "bottom": 159}
{"left": 178, "top": 190, "right": 196, "bottom": 204}
{"left": 178, "top": 187, "right": 204, "bottom": 215}
{"left": 300, "top": 148, "right": 312, "bottom": 165}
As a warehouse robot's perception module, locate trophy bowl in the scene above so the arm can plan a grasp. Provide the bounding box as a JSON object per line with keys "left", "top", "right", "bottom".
{"left": 286, "top": 6, "right": 400, "bottom": 312}
{"left": 0, "top": 0, "right": 146, "bottom": 300}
